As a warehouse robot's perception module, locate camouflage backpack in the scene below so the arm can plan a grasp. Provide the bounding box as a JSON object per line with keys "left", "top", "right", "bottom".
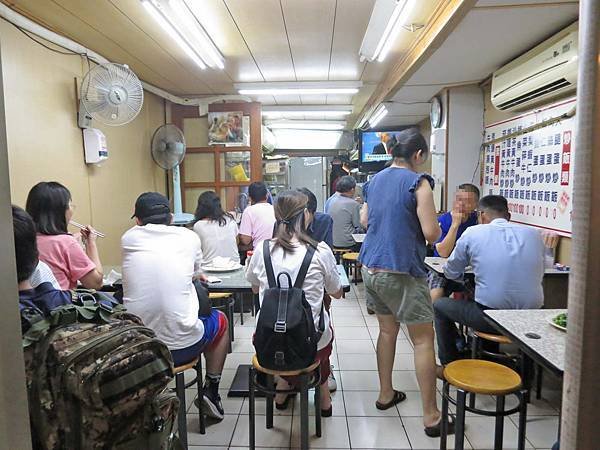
{"left": 22, "top": 290, "right": 181, "bottom": 450}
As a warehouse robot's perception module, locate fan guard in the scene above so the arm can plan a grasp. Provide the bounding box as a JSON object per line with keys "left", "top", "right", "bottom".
{"left": 80, "top": 63, "right": 144, "bottom": 126}
{"left": 151, "top": 124, "right": 186, "bottom": 170}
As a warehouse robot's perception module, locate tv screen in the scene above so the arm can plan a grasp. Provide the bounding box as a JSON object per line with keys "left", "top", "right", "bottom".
{"left": 360, "top": 131, "right": 403, "bottom": 163}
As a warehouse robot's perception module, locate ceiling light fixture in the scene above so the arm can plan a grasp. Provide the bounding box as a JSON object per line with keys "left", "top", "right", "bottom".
{"left": 262, "top": 105, "right": 353, "bottom": 118}
{"left": 235, "top": 81, "right": 362, "bottom": 96}
{"left": 360, "top": 0, "right": 416, "bottom": 62}
{"left": 141, "top": 0, "right": 224, "bottom": 70}
{"left": 369, "top": 104, "right": 388, "bottom": 128}
{"left": 266, "top": 120, "right": 346, "bottom": 130}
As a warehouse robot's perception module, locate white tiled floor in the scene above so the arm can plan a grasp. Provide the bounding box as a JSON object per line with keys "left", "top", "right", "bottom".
{"left": 181, "top": 283, "right": 561, "bottom": 449}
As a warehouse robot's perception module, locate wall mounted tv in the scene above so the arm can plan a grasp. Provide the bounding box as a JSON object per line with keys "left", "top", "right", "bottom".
{"left": 359, "top": 130, "right": 405, "bottom": 171}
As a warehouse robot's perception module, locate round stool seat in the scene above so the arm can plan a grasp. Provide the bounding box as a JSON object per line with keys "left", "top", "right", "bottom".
{"left": 209, "top": 292, "right": 232, "bottom": 300}
{"left": 342, "top": 252, "right": 359, "bottom": 261}
{"left": 173, "top": 357, "right": 199, "bottom": 375}
{"left": 474, "top": 330, "right": 512, "bottom": 345}
{"left": 444, "top": 359, "right": 522, "bottom": 396}
{"left": 252, "top": 354, "right": 320, "bottom": 377}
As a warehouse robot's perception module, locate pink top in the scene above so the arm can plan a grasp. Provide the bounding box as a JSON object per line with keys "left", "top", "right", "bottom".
{"left": 239, "top": 202, "right": 276, "bottom": 249}
{"left": 36, "top": 234, "right": 96, "bottom": 290}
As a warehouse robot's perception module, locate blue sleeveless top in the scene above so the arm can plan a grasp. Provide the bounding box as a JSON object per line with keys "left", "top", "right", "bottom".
{"left": 358, "top": 167, "right": 434, "bottom": 278}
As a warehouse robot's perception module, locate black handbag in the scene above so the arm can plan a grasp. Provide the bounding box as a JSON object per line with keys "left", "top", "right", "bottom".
{"left": 193, "top": 279, "right": 213, "bottom": 317}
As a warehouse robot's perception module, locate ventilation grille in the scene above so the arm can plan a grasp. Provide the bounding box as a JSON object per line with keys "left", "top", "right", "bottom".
{"left": 497, "top": 78, "right": 572, "bottom": 110}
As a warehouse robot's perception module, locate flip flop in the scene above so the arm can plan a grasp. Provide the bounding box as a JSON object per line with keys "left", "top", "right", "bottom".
{"left": 424, "top": 415, "right": 455, "bottom": 437}
{"left": 275, "top": 392, "right": 296, "bottom": 410}
{"left": 375, "top": 390, "right": 407, "bottom": 410}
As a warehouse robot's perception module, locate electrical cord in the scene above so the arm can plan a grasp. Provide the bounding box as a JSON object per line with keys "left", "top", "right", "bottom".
{"left": 14, "top": 24, "right": 86, "bottom": 57}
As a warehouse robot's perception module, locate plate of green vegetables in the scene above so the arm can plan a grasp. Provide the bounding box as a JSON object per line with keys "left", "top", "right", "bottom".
{"left": 549, "top": 313, "right": 567, "bottom": 331}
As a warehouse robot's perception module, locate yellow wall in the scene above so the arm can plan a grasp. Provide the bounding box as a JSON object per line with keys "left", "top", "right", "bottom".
{"left": 1, "top": 20, "right": 165, "bottom": 266}
{"left": 482, "top": 82, "right": 571, "bottom": 265}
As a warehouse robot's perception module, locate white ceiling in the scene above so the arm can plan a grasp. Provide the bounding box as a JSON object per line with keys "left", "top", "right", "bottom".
{"left": 379, "top": 0, "right": 579, "bottom": 128}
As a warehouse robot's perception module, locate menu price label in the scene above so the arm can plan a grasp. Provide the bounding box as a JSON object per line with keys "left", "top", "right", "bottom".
{"left": 482, "top": 98, "right": 576, "bottom": 237}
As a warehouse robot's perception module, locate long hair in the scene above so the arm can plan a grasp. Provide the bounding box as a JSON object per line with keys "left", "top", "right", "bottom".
{"left": 25, "top": 181, "right": 71, "bottom": 235}
{"left": 194, "top": 191, "right": 233, "bottom": 226}
{"left": 273, "top": 190, "right": 317, "bottom": 252}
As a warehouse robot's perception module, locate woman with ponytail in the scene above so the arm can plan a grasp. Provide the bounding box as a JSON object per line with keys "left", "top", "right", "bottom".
{"left": 246, "top": 190, "right": 343, "bottom": 416}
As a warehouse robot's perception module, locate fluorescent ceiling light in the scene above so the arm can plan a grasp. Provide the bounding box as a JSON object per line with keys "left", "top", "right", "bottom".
{"left": 235, "top": 81, "right": 362, "bottom": 96}
{"left": 266, "top": 120, "right": 346, "bottom": 130}
{"left": 360, "top": 0, "right": 416, "bottom": 62}
{"left": 262, "top": 105, "right": 353, "bottom": 118}
{"left": 141, "top": 0, "right": 224, "bottom": 70}
{"left": 369, "top": 104, "right": 388, "bottom": 128}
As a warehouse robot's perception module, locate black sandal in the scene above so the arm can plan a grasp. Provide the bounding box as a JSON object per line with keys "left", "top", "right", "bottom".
{"left": 275, "top": 392, "right": 296, "bottom": 410}
{"left": 424, "top": 415, "right": 455, "bottom": 437}
{"left": 375, "top": 390, "right": 407, "bottom": 410}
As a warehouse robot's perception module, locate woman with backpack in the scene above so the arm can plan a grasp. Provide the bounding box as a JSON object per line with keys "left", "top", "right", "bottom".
{"left": 245, "top": 190, "right": 343, "bottom": 416}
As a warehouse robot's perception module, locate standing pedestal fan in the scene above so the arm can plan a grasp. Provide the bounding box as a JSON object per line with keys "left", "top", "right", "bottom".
{"left": 151, "top": 124, "right": 195, "bottom": 225}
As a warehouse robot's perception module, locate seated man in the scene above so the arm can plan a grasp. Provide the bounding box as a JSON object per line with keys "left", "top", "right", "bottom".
{"left": 297, "top": 187, "right": 333, "bottom": 248}
{"left": 13, "top": 205, "right": 71, "bottom": 332}
{"left": 428, "top": 183, "right": 479, "bottom": 301}
{"left": 239, "top": 181, "right": 276, "bottom": 250}
{"left": 122, "top": 192, "right": 229, "bottom": 420}
{"left": 433, "top": 195, "right": 544, "bottom": 367}
{"left": 329, "top": 175, "right": 364, "bottom": 251}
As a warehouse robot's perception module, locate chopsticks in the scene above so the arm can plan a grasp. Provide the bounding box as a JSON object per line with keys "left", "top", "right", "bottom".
{"left": 69, "top": 220, "right": 106, "bottom": 238}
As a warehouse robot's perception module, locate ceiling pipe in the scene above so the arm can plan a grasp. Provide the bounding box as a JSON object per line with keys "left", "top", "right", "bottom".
{"left": 0, "top": 3, "right": 250, "bottom": 108}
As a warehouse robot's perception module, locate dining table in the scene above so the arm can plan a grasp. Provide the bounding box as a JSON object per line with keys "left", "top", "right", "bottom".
{"left": 352, "top": 233, "right": 365, "bottom": 244}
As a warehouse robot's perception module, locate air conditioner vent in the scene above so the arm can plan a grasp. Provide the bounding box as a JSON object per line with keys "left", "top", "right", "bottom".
{"left": 497, "top": 78, "right": 571, "bottom": 110}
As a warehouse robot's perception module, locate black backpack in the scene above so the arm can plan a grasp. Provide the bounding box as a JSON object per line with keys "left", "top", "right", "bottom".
{"left": 254, "top": 240, "right": 324, "bottom": 371}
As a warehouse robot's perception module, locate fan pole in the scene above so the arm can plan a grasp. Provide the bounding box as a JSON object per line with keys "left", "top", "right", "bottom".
{"left": 171, "top": 164, "right": 194, "bottom": 225}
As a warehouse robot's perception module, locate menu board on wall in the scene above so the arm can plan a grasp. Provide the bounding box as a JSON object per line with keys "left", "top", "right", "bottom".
{"left": 482, "top": 98, "right": 576, "bottom": 237}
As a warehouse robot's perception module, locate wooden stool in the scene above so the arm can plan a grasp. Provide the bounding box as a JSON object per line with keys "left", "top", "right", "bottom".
{"left": 209, "top": 292, "right": 235, "bottom": 348}
{"left": 341, "top": 252, "right": 360, "bottom": 285}
{"left": 172, "top": 358, "right": 205, "bottom": 449}
{"left": 470, "top": 330, "right": 543, "bottom": 406}
{"left": 441, "top": 359, "right": 527, "bottom": 450}
{"left": 249, "top": 355, "right": 322, "bottom": 450}
{"left": 333, "top": 248, "right": 351, "bottom": 264}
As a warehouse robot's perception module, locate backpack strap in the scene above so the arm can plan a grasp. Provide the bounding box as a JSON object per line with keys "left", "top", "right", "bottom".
{"left": 263, "top": 240, "right": 276, "bottom": 288}
{"left": 293, "top": 245, "right": 316, "bottom": 289}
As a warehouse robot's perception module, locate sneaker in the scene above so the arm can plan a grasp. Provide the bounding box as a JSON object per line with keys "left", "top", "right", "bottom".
{"left": 328, "top": 366, "right": 337, "bottom": 392}
{"left": 195, "top": 392, "right": 224, "bottom": 420}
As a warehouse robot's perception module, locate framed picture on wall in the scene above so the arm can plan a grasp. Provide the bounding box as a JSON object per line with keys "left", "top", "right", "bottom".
{"left": 208, "top": 111, "right": 247, "bottom": 145}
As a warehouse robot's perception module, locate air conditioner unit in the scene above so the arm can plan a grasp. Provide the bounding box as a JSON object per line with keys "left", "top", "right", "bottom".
{"left": 491, "top": 22, "right": 578, "bottom": 112}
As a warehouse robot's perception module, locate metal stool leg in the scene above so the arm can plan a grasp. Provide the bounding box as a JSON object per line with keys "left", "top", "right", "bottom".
{"left": 517, "top": 390, "right": 528, "bottom": 450}
{"left": 536, "top": 364, "right": 543, "bottom": 400}
{"left": 469, "top": 335, "right": 479, "bottom": 408}
{"left": 440, "top": 382, "right": 450, "bottom": 450}
{"left": 249, "top": 367, "right": 256, "bottom": 450}
{"left": 266, "top": 375, "right": 274, "bottom": 429}
{"left": 238, "top": 294, "right": 244, "bottom": 325}
{"left": 455, "top": 389, "right": 467, "bottom": 450}
{"left": 195, "top": 359, "right": 205, "bottom": 434}
{"left": 314, "top": 379, "right": 322, "bottom": 438}
{"left": 300, "top": 374, "right": 309, "bottom": 450}
{"left": 228, "top": 298, "right": 235, "bottom": 343}
{"left": 494, "top": 395, "right": 505, "bottom": 450}
{"left": 175, "top": 373, "right": 188, "bottom": 449}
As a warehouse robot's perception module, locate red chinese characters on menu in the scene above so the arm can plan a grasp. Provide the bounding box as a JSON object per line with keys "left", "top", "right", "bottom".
{"left": 561, "top": 130, "right": 572, "bottom": 186}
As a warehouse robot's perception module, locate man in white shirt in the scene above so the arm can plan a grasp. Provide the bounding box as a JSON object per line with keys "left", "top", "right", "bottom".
{"left": 434, "top": 195, "right": 545, "bottom": 366}
{"left": 122, "top": 192, "right": 229, "bottom": 420}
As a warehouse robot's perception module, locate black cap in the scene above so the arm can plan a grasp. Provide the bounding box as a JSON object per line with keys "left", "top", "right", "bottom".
{"left": 132, "top": 192, "right": 171, "bottom": 221}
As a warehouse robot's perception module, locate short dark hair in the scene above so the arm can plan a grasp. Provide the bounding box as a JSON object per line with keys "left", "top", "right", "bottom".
{"left": 194, "top": 191, "right": 233, "bottom": 226}
{"left": 26, "top": 181, "right": 71, "bottom": 235}
{"left": 458, "top": 183, "right": 480, "bottom": 199}
{"left": 479, "top": 195, "right": 509, "bottom": 216}
{"left": 390, "top": 128, "right": 428, "bottom": 160}
{"left": 336, "top": 175, "right": 356, "bottom": 193}
{"left": 13, "top": 205, "right": 39, "bottom": 283}
{"left": 248, "top": 182, "right": 268, "bottom": 203}
{"left": 296, "top": 188, "right": 317, "bottom": 214}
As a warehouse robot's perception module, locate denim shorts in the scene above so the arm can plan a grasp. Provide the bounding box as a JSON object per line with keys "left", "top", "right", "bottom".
{"left": 362, "top": 269, "right": 434, "bottom": 324}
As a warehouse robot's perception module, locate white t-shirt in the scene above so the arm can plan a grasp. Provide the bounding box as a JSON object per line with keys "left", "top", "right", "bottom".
{"left": 121, "top": 224, "right": 204, "bottom": 350}
{"left": 193, "top": 217, "right": 240, "bottom": 267}
{"left": 246, "top": 240, "right": 342, "bottom": 350}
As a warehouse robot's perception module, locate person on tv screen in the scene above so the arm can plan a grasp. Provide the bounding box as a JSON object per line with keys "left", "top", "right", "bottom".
{"left": 372, "top": 132, "right": 397, "bottom": 155}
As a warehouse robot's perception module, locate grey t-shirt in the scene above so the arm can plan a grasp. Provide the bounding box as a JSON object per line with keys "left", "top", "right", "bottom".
{"left": 329, "top": 195, "right": 363, "bottom": 247}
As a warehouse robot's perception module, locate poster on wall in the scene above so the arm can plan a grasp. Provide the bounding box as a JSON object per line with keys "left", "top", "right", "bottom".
{"left": 482, "top": 98, "right": 576, "bottom": 237}
{"left": 208, "top": 111, "right": 248, "bottom": 145}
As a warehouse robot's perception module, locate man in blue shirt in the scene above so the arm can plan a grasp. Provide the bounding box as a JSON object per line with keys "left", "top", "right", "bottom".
{"left": 428, "top": 183, "right": 480, "bottom": 301}
{"left": 297, "top": 187, "right": 333, "bottom": 248}
{"left": 14, "top": 205, "right": 71, "bottom": 333}
{"left": 433, "top": 195, "right": 545, "bottom": 366}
